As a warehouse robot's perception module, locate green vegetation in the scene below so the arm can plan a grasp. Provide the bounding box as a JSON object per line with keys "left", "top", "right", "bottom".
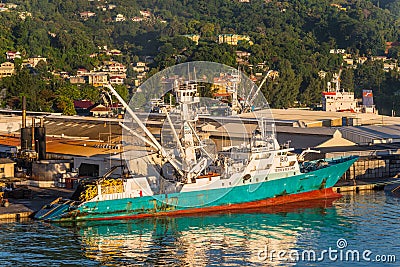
{"left": 0, "top": 0, "right": 400, "bottom": 115}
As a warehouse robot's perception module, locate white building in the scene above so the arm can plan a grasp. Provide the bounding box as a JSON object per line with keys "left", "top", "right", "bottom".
{"left": 322, "top": 71, "right": 357, "bottom": 112}
{"left": 322, "top": 91, "right": 357, "bottom": 112}
{"left": 139, "top": 10, "right": 151, "bottom": 17}
{"left": 0, "top": 62, "right": 15, "bottom": 78}
{"left": 115, "top": 14, "right": 125, "bottom": 22}
{"left": 109, "top": 76, "right": 124, "bottom": 85}
{"left": 80, "top": 11, "right": 96, "bottom": 20}
{"left": 6, "top": 51, "right": 21, "bottom": 61}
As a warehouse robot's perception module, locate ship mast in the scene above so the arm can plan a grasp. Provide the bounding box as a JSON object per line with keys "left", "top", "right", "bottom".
{"left": 104, "top": 84, "right": 184, "bottom": 177}
{"left": 328, "top": 66, "right": 342, "bottom": 93}
{"left": 229, "top": 68, "right": 241, "bottom": 115}
{"left": 174, "top": 80, "right": 208, "bottom": 183}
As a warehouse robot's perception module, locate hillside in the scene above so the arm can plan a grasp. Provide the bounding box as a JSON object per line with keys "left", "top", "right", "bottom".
{"left": 1, "top": 0, "right": 400, "bottom": 115}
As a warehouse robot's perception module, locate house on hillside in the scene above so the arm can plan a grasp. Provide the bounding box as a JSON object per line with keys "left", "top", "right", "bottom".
{"left": 80, "top": 11, "right": 96, "bottom": 20}
{"left": 357, "top": 57, "right": 368, "bottom": 65}
{"left": 109, "top": 76, "right": 124, "bottom": 85}
{"left": 114, "top": 14, "right": 125, "bottom": 22}
{"left": 139, "top": 10, "right": 151, "bottom": 17}
{"left": 107, "top": 61, "right": 126, "bottom": 73}
{"left": 5, "top": 51, "right": 21, "bottom": 61}
{"left": 90, "top": 104, "right": 111, "bottom": 117}
{"left": 22, "top": 56, "right": 47, "bottom": 68}
{"left": 218, "top": 34, "right": 253, "bottom": 45}
{"left": 0, "top": 62, "right": 15, "bottom": 78}
{"left": 385, "top": 41, "right": 400, "bottom": 54}
{"left": 88, "top": 73, "right": 108, "bottom": 87}
{"left": 109, "top": 49, "right": 122, "bottom": 56}
{"left": 384, "top": 62, "right": 399, "bottom": 72}
{"left": 183, "top": 34, "right": 200, "bottom": 45}
{"left": 132, "top": 16, "right": 145, "bottom": 22}
{"left": 69, "top": 76, "right": 86, "bottom": 84}
{"left": 132, "top": 62, "right": 148, "bottom": 72}
{"left": 77, "top": 68, "right": 89, "bottom": 76}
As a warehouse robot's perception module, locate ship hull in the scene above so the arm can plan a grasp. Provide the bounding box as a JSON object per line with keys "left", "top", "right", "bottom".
{"left": 49, "top": 156, "right": 357, "bottom": 222}
{"left": 78, "top": 188, "right": 340, "bottom": 221}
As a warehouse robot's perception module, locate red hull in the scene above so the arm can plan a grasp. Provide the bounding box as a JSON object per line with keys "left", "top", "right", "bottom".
{"left": 92, "top": 188, "right": 342, "bottom": 221}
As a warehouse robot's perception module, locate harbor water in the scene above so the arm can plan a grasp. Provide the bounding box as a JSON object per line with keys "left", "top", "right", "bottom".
{"left": 0, "top": 191, "right": 399, "bottom": 266}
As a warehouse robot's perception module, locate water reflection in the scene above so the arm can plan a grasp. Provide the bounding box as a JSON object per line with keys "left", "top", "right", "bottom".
{"left": 1, "top": 192, "right": 398, "bottom": 266}
{"left": 70, "top": 199, "right": 341, "bottom": 266}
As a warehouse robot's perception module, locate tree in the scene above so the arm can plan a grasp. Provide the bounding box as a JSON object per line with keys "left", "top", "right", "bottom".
{"left": 387, "top": 47, "right": 400, "bottom": 59}
{"left": 0, "top": 0, "right": 399, "bottom": 115}
{"left": 263, "top": 59, "right": 302, "bottom": 108}
{"left": 200, "top": 22, "right": 215, "bottom": 37}
{"left": 56, "top": 95, "right": 76, "bottom": 115}
{"left": 354, "top": 60, "right": 385, "bottom": 95}
{"left": 340, "top": 68, "right": 355, "bottom": 92}
{"left": 192, "top": 43, "right": 236, "bottom": 67}
{"left": 113, "top": 85, "right": 129, "bottom": 102}
{"left": 299, "top": 77, "right": 324, "bottom": 106}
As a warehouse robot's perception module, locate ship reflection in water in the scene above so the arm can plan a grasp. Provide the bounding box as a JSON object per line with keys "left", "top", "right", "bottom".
{"left": 1, "top": 192, "right": 399, "bottom": 266}
{"left": 72, "top": 199, "right": 340, "bottom": 266}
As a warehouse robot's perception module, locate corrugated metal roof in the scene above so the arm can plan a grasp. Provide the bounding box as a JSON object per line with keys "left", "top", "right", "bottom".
{"left": 214, "top": 123, "right": 257, "bottom": 138}
{"left": 276, "top": 126, "right": 336, "bottom": 136}
{"left": 339, "top": 125, "right": 400, "bottom": 144}
{"left": 46, "top": 140, "right": 121, "bottom": 157}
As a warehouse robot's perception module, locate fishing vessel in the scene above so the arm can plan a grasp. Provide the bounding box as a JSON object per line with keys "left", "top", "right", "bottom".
{"left": 36, "top": 65, "right": 357, "bottom": 222}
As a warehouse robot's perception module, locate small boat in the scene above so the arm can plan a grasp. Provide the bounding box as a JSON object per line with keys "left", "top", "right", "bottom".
{"left": 384, "top": 183, "right": 400, "bottom": 197}
{"left": 34, "top": 198, "right": 78, "bottom": 221}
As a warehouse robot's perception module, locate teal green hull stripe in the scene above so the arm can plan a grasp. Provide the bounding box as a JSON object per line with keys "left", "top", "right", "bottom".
{"left": 57, "top": 157, "right": 357, "bottom": 221}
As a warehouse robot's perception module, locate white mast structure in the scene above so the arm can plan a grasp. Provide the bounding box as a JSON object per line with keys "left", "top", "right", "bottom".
{"left": 104, "top": 84, "right": 184, "bottom": 178}
{"left": 174, "top": 80, "right": 210, "bottom": 183}
{"left": 228, "top": 68, "right": 241, "bottom": 115}
{"left": 327, "top": 67, "right": 342, "bottom": 93}
{"left": 106, "top": 82, "right": 211, "bottom": 184}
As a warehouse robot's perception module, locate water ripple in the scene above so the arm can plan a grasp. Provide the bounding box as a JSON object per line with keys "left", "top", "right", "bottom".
{"left": 0, "top": 191, "right": 399, "bottom": 266}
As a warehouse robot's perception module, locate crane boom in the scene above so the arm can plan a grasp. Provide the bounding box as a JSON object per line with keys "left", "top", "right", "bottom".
{"left": 104, "top": 84, "right": 184, "bottom": 176}
{"left": 246, "top": 70, "right": 274, "bottom": 109}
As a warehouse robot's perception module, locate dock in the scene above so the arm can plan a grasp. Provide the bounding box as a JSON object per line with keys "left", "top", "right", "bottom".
{"left": 333, "top": 178, "right": 400, "bottom": 193}
{"left": 0, "top": 204, "right": 33, "bottom": 220}
{"left": 0, "top": 186, "right": 73, "bottom": 221}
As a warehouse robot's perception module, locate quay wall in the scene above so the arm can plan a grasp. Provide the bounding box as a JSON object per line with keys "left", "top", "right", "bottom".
{"left": 341, "top": 155, "right": 400, "bottom": 181}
